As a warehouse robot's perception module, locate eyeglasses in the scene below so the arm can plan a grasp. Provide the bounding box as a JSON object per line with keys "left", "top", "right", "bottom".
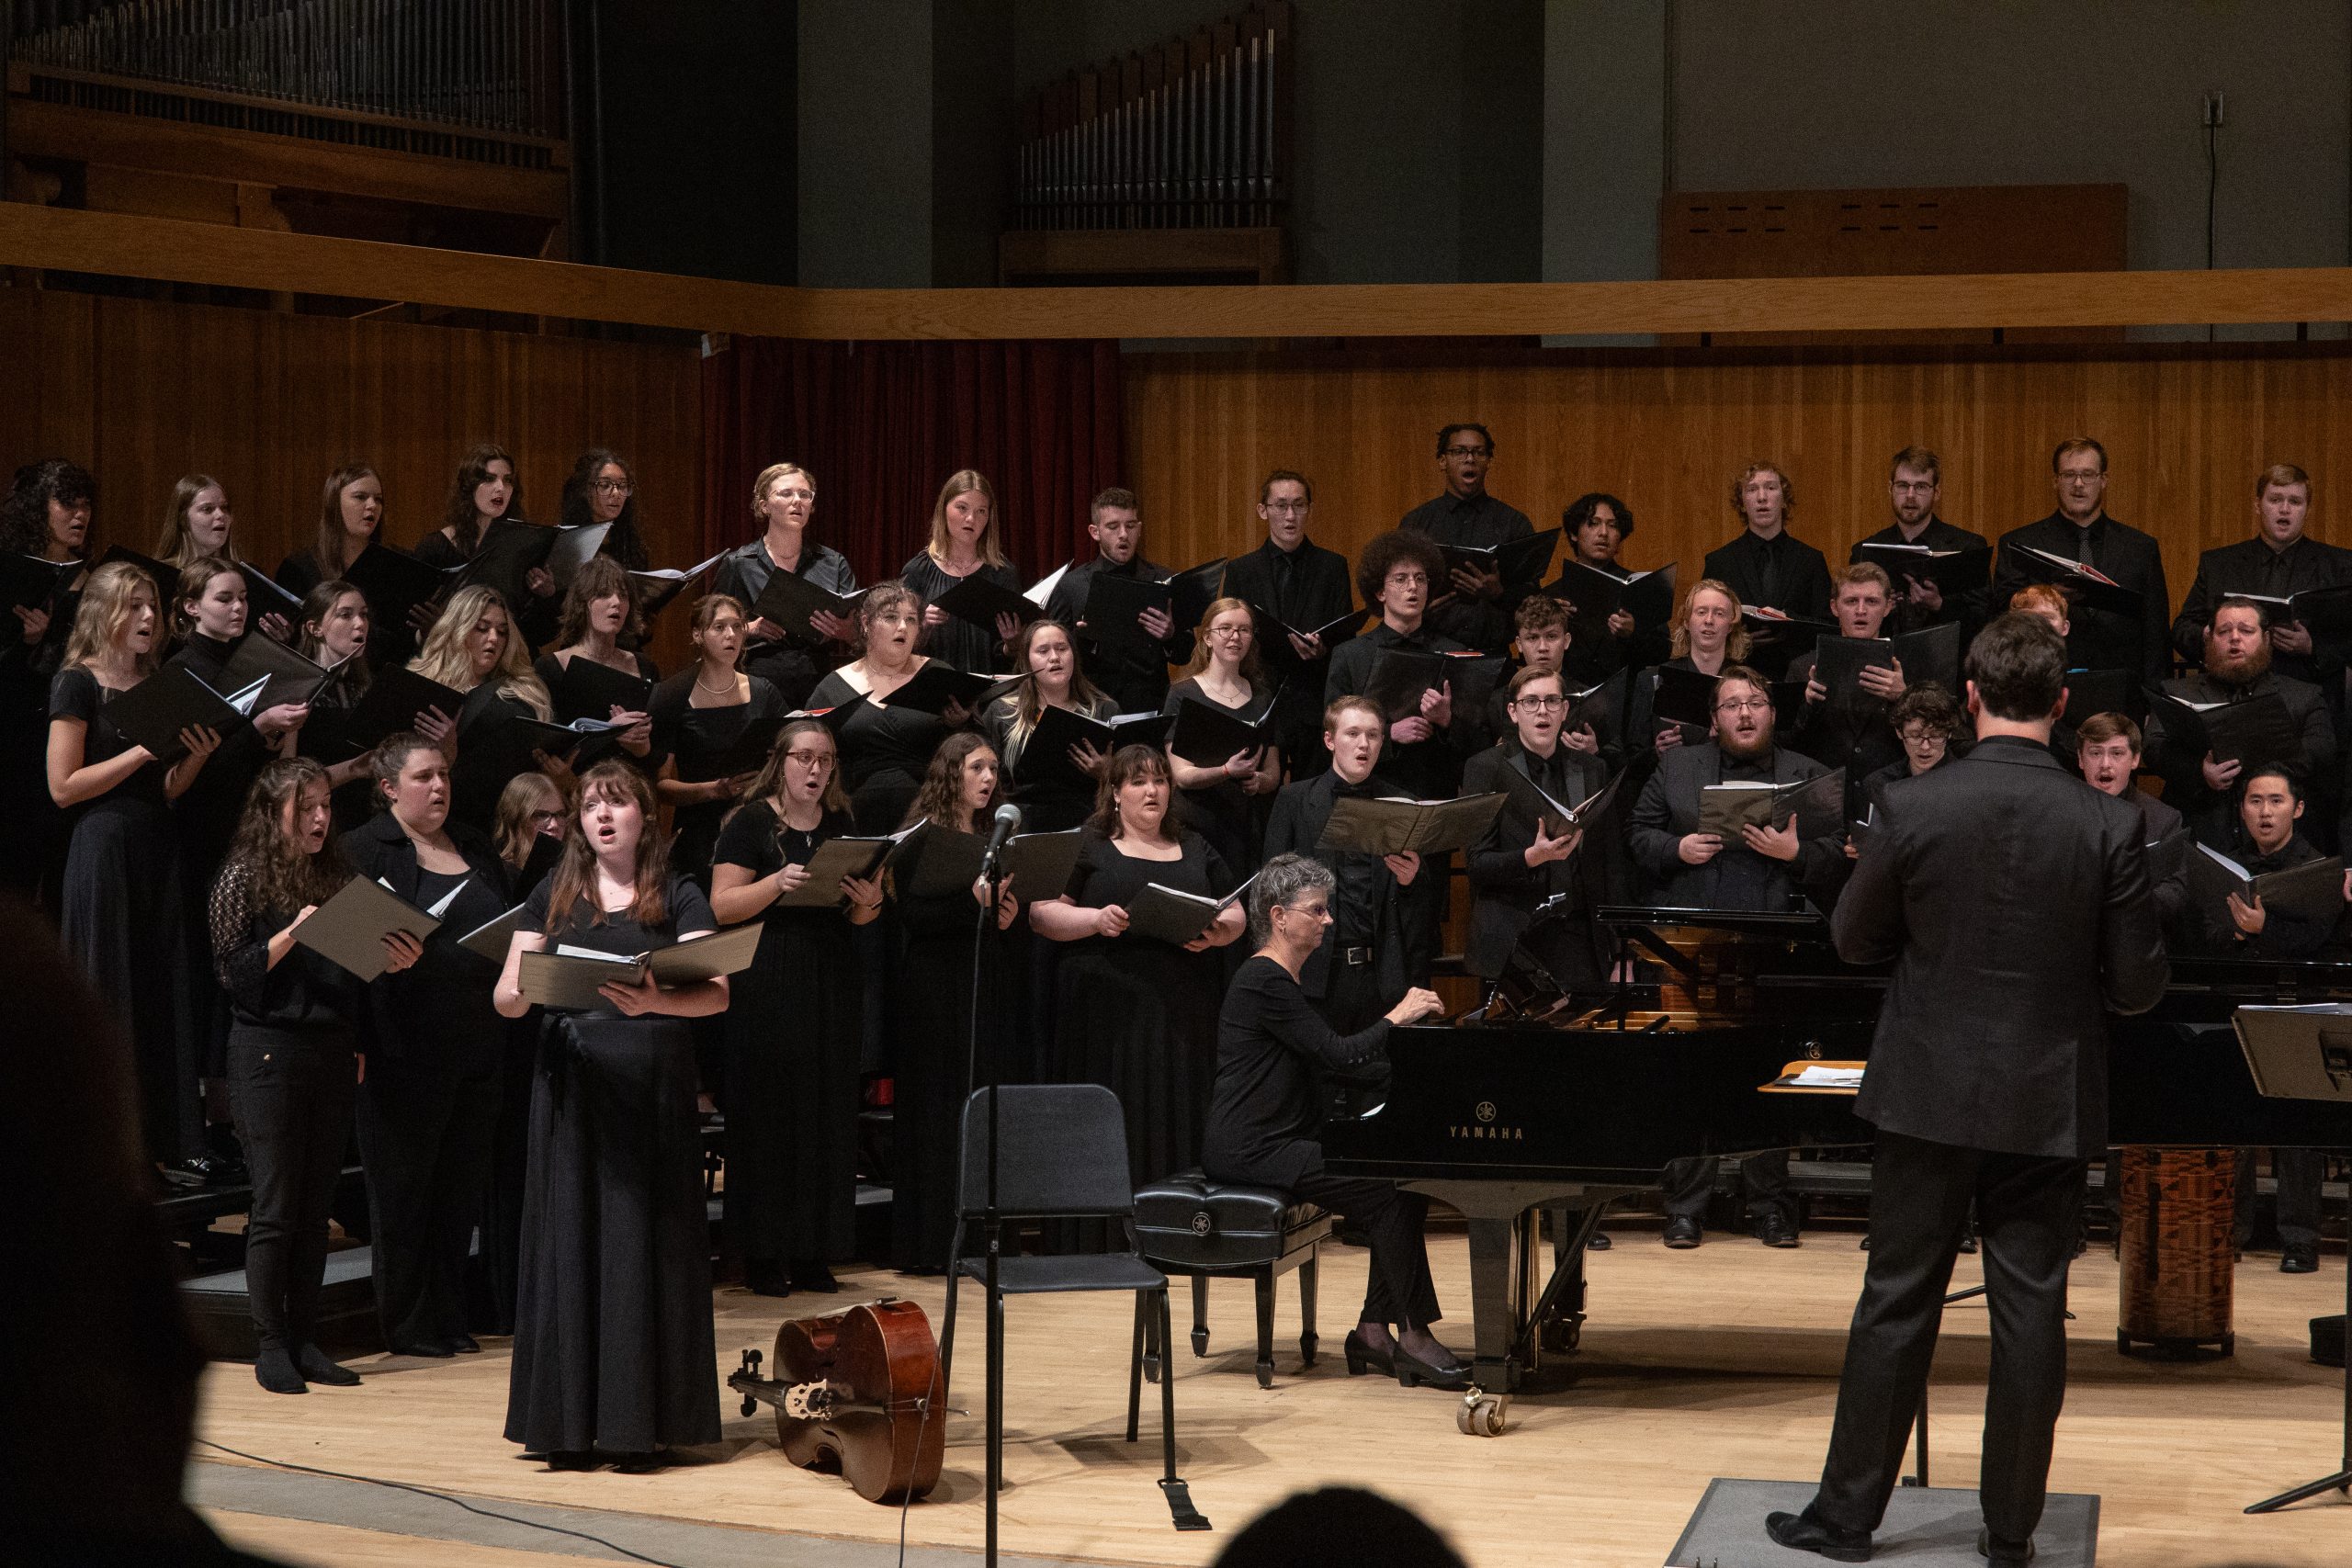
{"left": 1278, "top": 901, "right": 1330, "bottom": 919}
{"left": 1207, "top": 624, "right": 1251, "bottom": 639}
{"left": 530, "top": 808, "right": 565, "bottom": 826}
{"left": 784, "top": 750, "right": 835, "bottom": 769}
{"left": 1385, "top": 571, "right": 1430, "bottom": 588}
{"left": 2057, "top": 469, "right": 2104, "bottom": 484}
{"left": 592, "top": 479, "right": 633, "bottom": 495}
{"left": 1512, "top": 695, "right": 1566, "bottom": 711}
{"left": 1264, "top": 501, "right": 1310, "bottom": 514}
{"left": 871, "top": 612, "right": 920, "bottom": 627}
{"left": 1898, "top": 728, "right": 1945, "bottom": 746}
{"left": 1714, "top": 697, "right": 1773, "bottom": 715}
{"left": 1442, "top": 446, "right": 1491, "bottom": 459}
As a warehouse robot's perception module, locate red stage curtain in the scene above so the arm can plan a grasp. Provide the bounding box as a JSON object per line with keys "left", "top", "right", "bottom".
{"left": 698, "top": 337, "right": 1125, "bottom": 591}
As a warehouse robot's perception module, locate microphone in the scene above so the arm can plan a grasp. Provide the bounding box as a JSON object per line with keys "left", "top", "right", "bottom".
{"left": 980, "top": 802, "right": 1023, "bottom": 879}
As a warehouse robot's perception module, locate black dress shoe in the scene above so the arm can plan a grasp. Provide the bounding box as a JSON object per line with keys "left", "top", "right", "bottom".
{"left": 445, "top": 1333, "right": 481, "bottom": 1354}
{"left": 1392, "top": 1345, "right": 1471, "bottom": 1390}
{"left": 1663, "top": 1215, "right": 1703, "bottom": 1249}
{"left": 1341, "top": 1328, "right": 1395, "bottom": 1377}
{"left": 612, "top": 1449, "right": 673, "bottom": 1474}
{"left": 1978, "top": 1524, "right": 2035, "bottom": 1564}
{"left": 2282, "top": 1245, "right": 2320, "bottom": 1274}
{"left": 254, "top": 1348, "right": 307, "bottom": 1395}
{"left": 1754, "top": 1212, "right": 1802, "bottom": 1248}
{"left": 790, "top": 1260, "right": 842, "bottom": 1293}
{"left": 1766, "top": 1507, "right": 1871, "bottom": 1562}
{"left": 390, "top": 1338, "right": 456, "bottom": 1359}
{"left": 1958, "top": 1224, "right": 1979, "bottom": 1256}
{"left": 293, "top": 1344, "right": 360, "bottom": 1386}
{"left": 546, "top": 1450, "right": 600, "bottom": 1472}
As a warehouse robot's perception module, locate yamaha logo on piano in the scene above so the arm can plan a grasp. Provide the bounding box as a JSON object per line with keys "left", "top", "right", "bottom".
{"left": 1451, "top": 1100, "right": 1524, "bottom": 1141}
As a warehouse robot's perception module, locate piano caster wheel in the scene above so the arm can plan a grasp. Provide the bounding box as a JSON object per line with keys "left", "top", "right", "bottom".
{"left": 1455, "top": 1390, "right": 1509, "bottom": 1438}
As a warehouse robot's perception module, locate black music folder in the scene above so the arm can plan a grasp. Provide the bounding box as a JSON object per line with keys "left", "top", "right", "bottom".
{"left": 1697, "top": 769, "right": 1847, "bottom": 840}
{"left": 752, "top": 569, "right": 868, "bottom": 635}
{"left": 503, "top": 712, "right": 632, "bottom": 768}
{"left": 456, "top": 901, "right": 532, "bottom": 964}
{"left": 706, "top": 709, "right": 790, "bottom": 777}
{"left": 101, "top": 668, "right": 266, "bottom": 761}
{"left": 0, "top": 553, "right": 79, "bottom": 614}
{"left": 1551, "top": 559, "right": 1678, "bottom": 629}
{"left": 294, "top": 874, "right": 467, "bottom": 981}
{"left": 1854, "top": 540, "right": 1993, "bottom": 598}
{"left": 2218, "top": 583, "right": 2352, "bottom": 640}
{"left": 1029, "top": 703, "right": 1173, "bottom": 759}
{"left": 1441, "top": 529, "right": 1559, "bottom": 589}
{"left": 773, "top": 822, "right": 930, "bottom": 908}
{"left": 1498, "top": 764, "right": 1626, "bottom": 841}
{"left": 552, "top": 656, "right": 653, "bottom": 726}
{"left": 2007, "top": 544, "right": 2144, "bottom": 618}
{"left": 2152, "top": 689, "right": 2304, "bottom": 771}
{"left": 1316, "top": 792, "right": 1508, "bottom": 858}
{"left": 458, "top": 517, "right": 561, "bottom": 604}
{"left": 785, "top": 693, "right": 870, "bottom": 736}
{"left": 98, "top": 544, "right": 176, "bottom": 592}
{"left": 1812, "top": 623, "right": 1962, "bottom": 703}
{"left": 518, "top": 924, "right": 765, "bottom": 1010}
{"left": 220, "top": 632, "right": 337, "bottom": 712}
{"left": 1650, "top": 664, "right": 1722, "bottom": 731}
{"left": 1125, "top": 872, "right": 1259, "bottom": 946}
{"left": 2063, "top": 667, "right": 2143, "bottom": 726}
{"left": 1250, "top": 604, "right": 1369, "bottom": 669}
{"left": 345, "top": 541, "right": 463, "bottom": 628}
{"left": 932, "top": 570, "right": 1057, "bottom": 633}
{"left": 546, "top": 523, "right": 611, "bottom": 590}
{"left": 1561, "top": 669, "right": 1626, "bottom": 735}
{"left": 1084, "top": 558, "right": 1227, "bottom": 650}
{"left": 2188, "top": 844, "right": 2346, "bottom": 929}
{"left": 904, "top": 824, "right": 1087, "bottom": 901}
{"left": 342, "top": 665, "right": 468, "bottom": 753}
{"left": 1363, "top": 647, "right": 1507, "bottom": 721}
{"left": 881, "top": 662, "right": 1024, "bottom": 716}
{"left": 235, "top": 560, "right": 305, "bottom": 620}
{"left": 1741, "top": 605, "right": 1838, "bottom": 643}
{"left": 1167, "top": 694, "right": 1280, "bottom": 766}
{"left": 628, "top": 551, "right": 727, "bottom": 620}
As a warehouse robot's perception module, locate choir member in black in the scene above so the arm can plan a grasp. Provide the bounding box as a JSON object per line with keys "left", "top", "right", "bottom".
{"left": 1554, "top": 491, "right": 1664, "bottom": 687}
{"left": 2145, "top": 598, "right": 2335, "bottom": 847}
{"left": 906, "top": 468, "right": 1026, "bottom": 677}
{"left": 1627, "top": 578, "right": 1749, "bottom": 754}
{"left": 1485, "top": 592, "right": 1618, "bottom": 770}
{"left": 342, "top": 733, "right": 514, "bottom": 1356}
{"left": 2173, "top": 463, "right": 2352, "bottom": 693}
{"left": 495, "top": 771, "right": 570, "bottom": 897}
{"left": 2007, "top": 584, "right": 2088, "bottom": 763}
{"left": 715, "top": 462, "right": 858, "bottom": 707}
{"left": 277, "top": 463, "right": 407, "bottom": 666}
{"left": 531, "top": 556, "right": 657, "bottom": 768}
{"left": 1463, "top": 668, "right": 1607, "bottom": 993}
{"left": 415, "top": 444, "right": 560, "bottom": 649}
{"left": 408, "top": 584, "right": 554, "bottom": 835}
{"left": 292, "top": 578, "right": 397, "bottom": 834}
{"left": 981, "top": 617, "right": 1114, "bottom": 832}
{"left": 1396, "top": 422, "right": 1532, "bottom": 655}
{"left": 1263, "top": 696, "right": 1429, "bottom": 1023}
{"left": 890, "top": 733, "right": 1024, "bottom": 1273}
{"left": 1788, "top": 562, "right": 1905, "bottom": 779}
{"left": 1323, "top": 530, "right": 1477, "bottom": 800}
{"left": 1859, "top": 682, "right": 1962, "bottom": 823}
{"left": 1046, "top": 487, "right": 1197, "bottom": 714}
{"left": 1850, "top": 446, "right": 1991, "bottom": 641}
{"left": 651, "top": 593, "right": 789, "bottom": 884}
{"left": 1990, "top": 436, "right": 2172, "bottom": 688}
{"left": 493, "top": 761, "right": 729, "bottom": 1472}
{"left": 1631, "top": 666, "right": 1843, "bottom": 1248}
{"left": 1030, "top": 746, "right": 1246, "bottom": 1212}
{"left": 212, "top": 757, "right": 423, "bottom": 1392}
{"left": 481, "top": 767, "right": 567, "bottom": 1330}
{"left": 0, "top": 459, "right": 95, "bottom": 909}
{"left": 1202, "top": 852, "right": 1459, "bottom": 1384}
{"left": 1163, "top": 596, "right": 1281, "bottom": 876}
{"left": 1219, "top": 469, "right": 1355, "bottom": 772}
{"left": 1704, "top": 462, "right": 1832, "bottom": 676}
{"left": 708, "top": 720, "right": 884, "bottom": 1295}
{"left": 50, "top": 561, "right": 221, "bottom": 1170}
{"left": 558, "top": 446, "right": 651, "bottom": 571}
{"left": 153, "top": 475, "right": 293, "bottom": 643}
{"left": 2075, "top": 712, "right": 2190, "bottom": 939}
{"left": 808, "top": 581, "right": 967, "bottom": 835}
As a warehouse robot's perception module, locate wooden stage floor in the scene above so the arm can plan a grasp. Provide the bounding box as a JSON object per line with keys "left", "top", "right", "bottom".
{"left": 196, "top": 1221, "right": 2352, "bottom": 1567}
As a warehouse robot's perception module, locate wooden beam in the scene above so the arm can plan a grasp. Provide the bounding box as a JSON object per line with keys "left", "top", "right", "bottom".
{"left": 6, "top": 202, "right": 2352, "bottom": 342}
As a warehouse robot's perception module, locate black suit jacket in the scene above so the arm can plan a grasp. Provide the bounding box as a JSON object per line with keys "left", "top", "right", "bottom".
{"left": 1462, "top": 741, "right": 1607, "bottom": 982}
{"left": 1628, "top": 741, "right": 1847, "bottom": 911}
{"left": 1850, "top": 516, "right": 1992, "bottom": 641}
{"left": 1261, "top": 770, "right": 1422, "bottom": 996}
{"left": 1991, "top": 512, "right": 2172, "bottom": 687}
{"left": 1834, "top": 735, "right": 2167, "bottom": 1157}
{"left": 2130, "top": 789, "right": 2192, "bottom": 941}
{"left": 2145, "top": 668, "right": 2335, "bottom": 841}
{"left": 2171, "top": 533, "right": 2352, "bottom": 689}
{"left": 1703, "top": 528, "right": 1833, "bottom": 621}
{"left": 1222, "top": 536, "right": 1354, "bottom": 766}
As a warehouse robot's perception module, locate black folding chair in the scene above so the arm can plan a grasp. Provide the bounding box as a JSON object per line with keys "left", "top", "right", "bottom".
{"left": 937, "top": 1084, "right": 1206, "bottom": 1530}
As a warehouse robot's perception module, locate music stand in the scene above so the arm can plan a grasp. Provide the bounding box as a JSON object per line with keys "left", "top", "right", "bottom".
{"left": 2233, "top": 1005, "right": 2352, "bottom": 1514}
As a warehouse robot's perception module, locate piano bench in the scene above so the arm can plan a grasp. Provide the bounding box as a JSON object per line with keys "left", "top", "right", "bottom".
{"left": 1134, "top": 1170, "right": 1335, "bottom": 1389}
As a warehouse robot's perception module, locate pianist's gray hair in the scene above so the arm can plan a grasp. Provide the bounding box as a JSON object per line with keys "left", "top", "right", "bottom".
{"left": 1251, "top": 852, "right": 1337, "bottom": 946}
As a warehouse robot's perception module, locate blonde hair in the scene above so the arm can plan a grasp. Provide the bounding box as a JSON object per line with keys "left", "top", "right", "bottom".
{"left": 408, "top": 584, "right": 551, "bottom": 718}
{"left": 494, "top": 771, "right": 566, "bottom": 870}
{"left": 62, "top": 560, "right": 163, "bottom": 678}
{"left": 926, "top": 468, "right": 1008, "bottom": 569}
{"left": 1668, "top": 578, "right": 1752, "bottom": 661}
{"left": 1176, "top": 595, "right": 1267, "bottom": 682}
{"left": 752, "top": 462, "right": 814, "bottom": 523}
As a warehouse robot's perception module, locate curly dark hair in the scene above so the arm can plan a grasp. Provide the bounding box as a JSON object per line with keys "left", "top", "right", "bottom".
{"left": 1563, "top": 491, "right": 1634, "bottom": 541}
{"left": 0, "top": 458, "right": 96, "bottom": 556}
{"left": 1887, "top": 681, "right": 1962, "bottom": 738}
{"left": 1354, "top": 529, "right": 1448, "bottom": 607}
{"left": 558, "top": 447, "right": 650, "bottom": 570}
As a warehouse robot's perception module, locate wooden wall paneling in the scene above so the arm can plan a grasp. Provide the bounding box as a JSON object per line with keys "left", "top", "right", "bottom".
{"left": 0, "top": 288, "right": 98, "bottom": 471}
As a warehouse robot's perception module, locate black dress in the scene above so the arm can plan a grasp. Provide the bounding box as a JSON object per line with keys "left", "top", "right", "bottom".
{"left": 51, "top": 667, "right": 193, "bottom": 1164}
{"left": 1161, "top": 676, "right": 1272, "bottom": 877}
{"left": 981, "top": 692, "right": 1114, "bottom": 834}
{"left": 649, "top": 671, "right": 788, "bottom": 885}
{"left": 169, "top": 632, "right": 279, "bottom": 1083}
{"left": 1049, "top": 829, "right": 1235, "bottom": 1197}
{"left": 504, "top": 873, "right": 722, "bottom": 1457}
{"left": 0, "top": 571, "right": 76, "bottom": 910}
{"left": 809, "top": 668, "right": 954, "bottom": 836}
{"left": 295, "top": 660, "right": 378, "bottom": 837}
{"left": 712, "top": 800, "right": 865, "bottom": 1270}
{"left": 448, "top": 682, "right": 542, "bottom": 837}
{"left": 901, "top": 552, "right": 1021, "bottom": 674}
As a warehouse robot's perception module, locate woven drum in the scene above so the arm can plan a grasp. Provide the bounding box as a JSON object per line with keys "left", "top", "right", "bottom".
{"left": 2116, "top": 1146, "right": 2236, "bottom": 1359}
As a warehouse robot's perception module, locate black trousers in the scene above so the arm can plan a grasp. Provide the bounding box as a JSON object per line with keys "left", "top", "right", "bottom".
{"left": 1812, "top": 1130, "right": 2084, "bottom": 1545}
{"left": 1291, "top": 1165, "right": 1441, "bottom": 1330}
{"left": 228, "top": 1027, "right": 355, "bottom": 1351}
{"left": 2236, "top": 1146, "right": 2325, "bottom": 1250}
{"left": 1662, "top": 1149, "right": 1794, "bottom": 1225}
{"left": 356, "top": 1053, "right": 501, "bottom": 1348}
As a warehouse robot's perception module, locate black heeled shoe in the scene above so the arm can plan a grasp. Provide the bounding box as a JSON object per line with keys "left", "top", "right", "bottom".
{"left": 444, "top": 1333, "right": 481, "bottom": 1354}
{"left": 1392, "top": 1345, "right": 1471, "bottom": 1391}
{"left": 1341, "top": 1328, "right": 1394, "bottom": 1377}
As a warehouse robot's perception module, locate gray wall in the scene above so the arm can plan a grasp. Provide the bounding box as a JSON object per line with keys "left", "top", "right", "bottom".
{"left": 798, "top": 0, "right": 934, "bottom": 288}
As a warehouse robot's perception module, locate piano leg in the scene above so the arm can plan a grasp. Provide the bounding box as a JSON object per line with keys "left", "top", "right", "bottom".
{"left": 1463, "top": 1213, "right": 1524, "bottom": 1393}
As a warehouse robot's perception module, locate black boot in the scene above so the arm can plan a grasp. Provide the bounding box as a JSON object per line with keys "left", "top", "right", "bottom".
{"left": 294, "top": 1343, "right": 359, "bottom": 1386}
{"left": 254, "top": 1347, "right": 307, "bottom": 1394}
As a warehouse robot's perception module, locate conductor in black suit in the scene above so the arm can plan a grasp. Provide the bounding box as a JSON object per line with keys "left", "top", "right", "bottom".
{"left": 1221, "top": 469, "right": 1354, "bottom": 776}
{"left": 1767, "top": 612, "right": 2168, "bottom": 1567}
{"left": 1989, "top": 436, "right": 2172, "bottom": 688}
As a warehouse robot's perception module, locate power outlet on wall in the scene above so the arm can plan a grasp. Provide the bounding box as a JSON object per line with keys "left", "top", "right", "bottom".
{"left": 2203, "top": 90, "right": 2226, "bottom": 128}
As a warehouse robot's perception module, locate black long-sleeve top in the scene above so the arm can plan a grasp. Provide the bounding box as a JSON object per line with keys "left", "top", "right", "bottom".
{"left": 1046, "top": 555, "right": 1196, "bottom": 714}
{"left": 1202, "top": 953, "right": 1391, "bottom": 1191}
{"left": 2171, "top": 532, "right": 2352, "bottom": 689}
{"left": 1849, "top": 516, "right": 1992, "bottom": 640}
{"left": 2198, "top": 831, "right": 2335, "bottom": 960}
{"left": 1398, "top": 489, "right": 1535, "bottom": 654}
{"left": 208, "top": 859, "right": 363, "bottom": 1034}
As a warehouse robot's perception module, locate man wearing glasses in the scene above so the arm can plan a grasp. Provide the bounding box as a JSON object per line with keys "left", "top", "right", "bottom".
{"left": 1990, "top": 436, "right": 2172, "bottom": 687}
{"left": 1222, "top": 469, "right": 1355, "bottom": 775}
{"left": 1849, "top": 446, "right": 1990, "bottom": 641}
{"left": 1630, "top": 666, "right": 1846, "bottom": 1248}
{"left": 1398, "top": 423, "right": 1535, "bottom": 655}
{"left": 1463, "top": 667, "right": 1606, "bottom": 998}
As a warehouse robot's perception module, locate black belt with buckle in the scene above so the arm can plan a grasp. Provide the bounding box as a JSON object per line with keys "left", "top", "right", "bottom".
{"left": 1339, "top": 945, "right": 1374, "bottom": 966}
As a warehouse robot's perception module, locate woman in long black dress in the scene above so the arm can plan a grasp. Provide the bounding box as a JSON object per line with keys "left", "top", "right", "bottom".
{"left": 903, "top": 469, "right": 1024, "bottom": 674}
{"left": 651, "top": 593, "right": 789, "bottom": 885}
{"left": 343, "top": 732, "right": 515, "bottom": 1358}
{"left": 211, "top": 756, "right": 421, "bottom": 1393}
{"left": 493, "top": 761, "right": 728, "bottom": 1472}
{"left": 808, "top": 581, "right": 967, "bottom": 835}
{"left": 531, "top": 556, "right": 656, "bottom": 769}
{"left": 709, "top": 719, "right": 884, "bottom": 1295}
{"left": 980, "top": 617, "right": 1114, "bottom": 834}
{"left": 713, "top": 463, "right": 857, "bottom": 707}
{"left": 292, "top": 579, "right": 390, "bottom": 835}
{"left": 1162, "top": 595, "right": 1281, "bottom": 877}
{"left": 1, "top": 459, "right": 95, "bottom": 911}
{"left": 890, "top": 732, "right": 1024, "bottom": 1273}
{"left": 409, "top": 585, "right": 554, "bottom": 835}
{"left": 478, "top": 767, "right": 567, "bottom": 1333}
{"left": 49, "top": 560, "right": 222, "bottom": 1169}
{"left": 416, "top": 445, "right": 560, "bottom": 649}
{"left": 1028, "top": 745, "right": 1246, "bottom": 1211}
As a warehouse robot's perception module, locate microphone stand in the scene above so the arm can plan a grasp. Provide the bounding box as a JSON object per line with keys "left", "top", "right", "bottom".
{"left": 970, "top": 838, "right": 1009, "bottom": 1565}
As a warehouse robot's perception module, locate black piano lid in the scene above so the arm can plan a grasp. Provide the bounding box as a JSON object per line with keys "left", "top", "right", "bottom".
{"left": 1596, "top": 903, "right": 1831, "bottom": 939}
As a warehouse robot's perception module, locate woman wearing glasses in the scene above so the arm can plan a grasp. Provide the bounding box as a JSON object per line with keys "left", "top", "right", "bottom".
{"left": 558, "top": 448, "right": 650, "bottom": 572}
{"left": 1162, "top": 596, "right": 1281, "bottom": 877}
{"left": 709, "top": 720, "right": 884, "bottom": 1297}
{"left": 806, "top": 581, "right": 968, "bottom": 835}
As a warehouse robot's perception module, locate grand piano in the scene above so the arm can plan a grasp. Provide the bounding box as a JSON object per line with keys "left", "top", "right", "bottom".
{"left": 1321, "top": 906, "right": 2352, "bottom": 1435}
